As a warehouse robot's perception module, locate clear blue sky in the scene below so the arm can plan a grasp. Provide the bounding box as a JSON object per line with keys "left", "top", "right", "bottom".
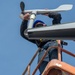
{"left": 0, "top": 0, "right": 75, "bottom": 75}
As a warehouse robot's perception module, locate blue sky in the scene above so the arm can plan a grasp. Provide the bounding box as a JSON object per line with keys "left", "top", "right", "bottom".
{"left": 0, "top": 0, "right": 75, "bottom": 75}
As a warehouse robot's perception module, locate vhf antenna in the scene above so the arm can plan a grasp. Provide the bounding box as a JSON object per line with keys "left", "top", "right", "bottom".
{"left": 20, "top": 1, "right": 25, "bottom": 14}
